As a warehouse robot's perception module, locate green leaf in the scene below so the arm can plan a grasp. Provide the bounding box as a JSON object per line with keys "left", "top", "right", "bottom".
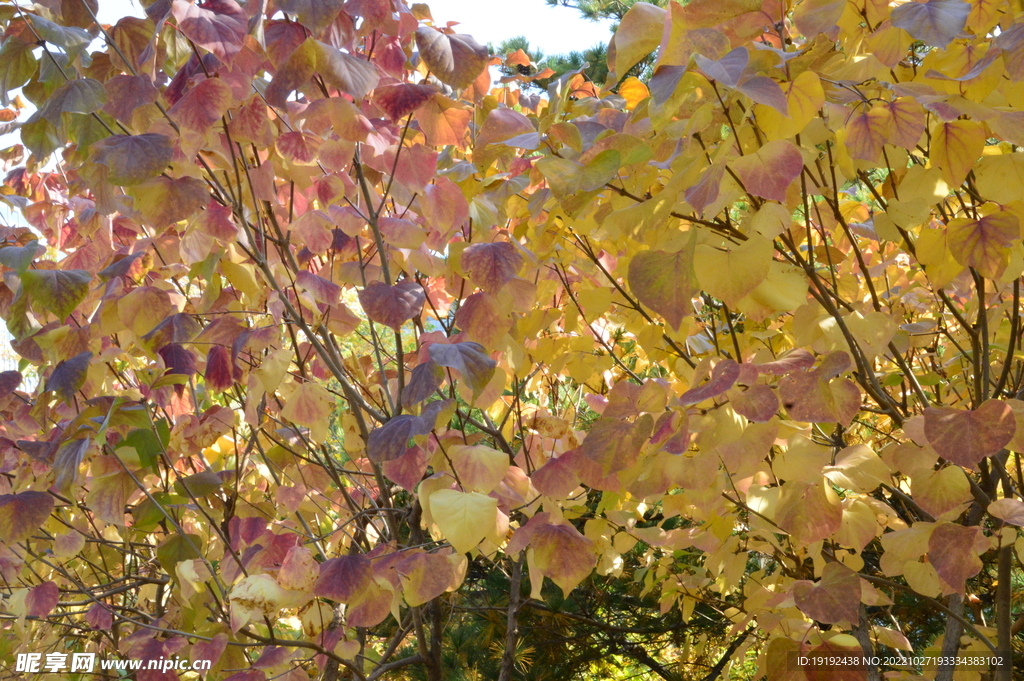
{"left": 173, "top": 470, "right": 223, "bottom": 497}
{"left": 0, "top": 37, "right": 38, "bottom": 106}
{"left": 21, "top": 269, "right": 91, "bottom": 320}
{"left": 0, "top": 241, "right": 44, "bottom": 274}
{"left": 46, "top": 351, "right": 92, "bottom": 404}
{"left": 157, "top": 533, "right": 204, "bottom": 578}
{"left": 27, "top": 14, "right": 92, "bottom": 62}
{"left": 121, "top": 428, "right": 163, "bottom": 473}
{"left": 34, "top": 78, "right": 106, "bottom": 124}
{"left": 627, "top": 237, "right": 697, "bottom": 332}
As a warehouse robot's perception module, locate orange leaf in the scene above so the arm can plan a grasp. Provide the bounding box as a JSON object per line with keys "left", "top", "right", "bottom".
{"left": 414, "top": 94, "right": 471, "bottom": 149}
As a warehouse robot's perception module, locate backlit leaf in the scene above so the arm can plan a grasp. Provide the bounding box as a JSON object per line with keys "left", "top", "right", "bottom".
{"left": 581, "top": 415, "right": 653, "bottom": 475}
{"left": 945, "top": 210, "right": 1019, "bottom": 279}
{"left": 0, "top": 370, "right": 22, "bottom": 400}
{"left": 374, "top": 83, "right": 438, "bottom": 120}
{"left": 844, "top": 105, "right": 892, "bottom": 163}
{"left": 34, "top": 78, "right": 105, "bottom": 124}
{"left": 609, "top": 1, "right": 666, "bottom": 78}
{"left": 779, "top": 351, "right": 861, "bottom": 425}
{"left": 315, "top": 555, "right": 372, "bottom": 602}
{"left": 775, "top": 480, "right": 843, "bottom": 547}
{"left": 415, "top": 94, "right": 471, "bottom": 149}
{"left": 694, "top": 46, "right": 748, "bottom": 87}
{"left": 131, "top": 176, "right": 210, "bottom": 227}
{"left": 793, "top": 0, "right": 846, "bottom": 36}
{"left": 427, "top": 489, "right": 497, "bottom": 554}
{"left": 627, "top": 243, "right": 696, "bottom": 331}
{"left": 396, "top": 551, "right": 456, "bottom": 607}
{"left": 171, "top": 0, "right": 248, "bottom": 62}
{"left": 890, "top": 0, "right": 970, "bottom": 48}
{"left": 367, "top": 414, "right": 434, "bottom": 464}
{"left": 450, "top": 444, "right": 508, "bottom": 494}
{"left": 693, "top": 234, "right": 773, "bottom": 306}
{"left": 315, "top": 41, "right": 379, "bottom": 100}
{"left": 927, "top": 522, "right": 983, "bottom": 594}
{"left": 931, "top": 120, "right": 984, "bottom": 188}
{"left": 680, "top": 359, "right": 741, "bottom": 405}
{"left": 21, "top": 269, "right": 91, "bottom": 320}
{"left": 266, "top": 38, "right": 317, "bottom": 108}
{"left": 988, "top": 498, "right": 1024, "bottom": 525}
{"left": 168, "top": 77, "right": 233, "bottom": 133}
{"left": 461, "top": 241, "right": 523, "bottom": 291}
{"left": 531, "top": 520, "right": 596, "bottom": 597}
{"left": 823, "top": 444, "right": 891, "bottom": 493}
{"left": 276, "top": 0, "right": 345, "bottom": 35}
{"left": 102, "top": 75, "right": 160, "bottom": 123}
{"left": 46, "top": 351, "right": 92, "bottom": 404}
{"left": 26, "top": 582, "right": 59, "bottom": 619}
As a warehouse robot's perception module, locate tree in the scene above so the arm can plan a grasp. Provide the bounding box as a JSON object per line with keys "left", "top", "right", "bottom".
{"left": 0, "top": 1, "right": 1022, "bottom": 681}
{"left": 494, "top": 37, "right": 610, "bottom": 93}
{"left": 547, "top": 0, "right": 666, "bottom": 22}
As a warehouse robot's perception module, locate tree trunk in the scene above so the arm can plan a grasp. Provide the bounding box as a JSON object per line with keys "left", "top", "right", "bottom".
{"left": 935, "top": 594, "right": 963, "bottom": 681}
{"left": 994, "top": 544, "right": 1012, "bottom": 681}
{"left": 498, "top": 554, "right": 525, "bottom": 681}
{"left": 852, "top": 605, "right": 881, "bottom": 681}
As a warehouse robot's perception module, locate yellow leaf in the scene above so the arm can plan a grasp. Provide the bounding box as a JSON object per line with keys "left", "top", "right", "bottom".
{"left": 823, "top": 444, "right": 891, "bottom": 493}
{"left": 746, "top": 261, "right": 808, "bottom": 312}
{"left": 786, "top": 71, "right": 825, "bottom": 137}
{"left": 618, "top": 76, "right": 649, "bottom": 110}
{"left": 693, "top": 234, "right": 773, "bottom": 305}
{"left": 428, "top": 489, "right": 498, "bottom": 554}
{"left": 609, "top": 2, "right": 667, "bottom": 80}
{"left": 915, "top": 227, "right": 965, "bottom": 288}
{"left": 974, "top": 152, "right": 1024, "bottom": 205}
{"left": 902, "top": 560, "right": 942, "bottom": 598}
{"left": 843, "top": 104, "right": 893, "bottom": 163}
{"left": 945, "top": 208, "right": 1019, "bottom": 279}
{"left": 449, "top": 444, "right": 509, "bottom": 494}
{"left": 931, "top": 119, "right": 985, "bottom": 187}
{"left": 280, "top": 382, "right": 334, "bottom": 443}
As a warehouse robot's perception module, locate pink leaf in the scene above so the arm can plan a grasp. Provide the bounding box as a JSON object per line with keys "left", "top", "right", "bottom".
{"left": 729, "top": 140, "right": 804, "bottom": 203}
{"left": 26, "top": 581, "right": 59, "bottom": 618}
{"left": 924, "top": 399, "right": 1015, "bottom": 468}
{"left": 792, "top": 562, "right": 861, "bottom": 624}
{"left": 461, "top": 241, "right": 523, "bottom": 291}
{"left": 928, "top": 522, "right": 983, "bottom": 595}
{"left": 729, "top": 384, "right": 779, "bottom": 422}
{"left": 358, "top": 280, "right": 426, "bottom": 330}
{"left": 679, "top": 359, "right": 741, "bottom": 405}
{"left": 171, "top": 0, "right": 248, "bottom": 62}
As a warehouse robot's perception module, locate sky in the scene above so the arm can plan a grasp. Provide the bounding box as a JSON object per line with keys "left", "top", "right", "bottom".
{"left": 96, "top": 0, "right": 614, "bottom": 55}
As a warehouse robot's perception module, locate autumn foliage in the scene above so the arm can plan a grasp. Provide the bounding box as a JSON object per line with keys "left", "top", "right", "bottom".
{"left": 0, "top": 0, "right": 1023, "bottom": 679}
